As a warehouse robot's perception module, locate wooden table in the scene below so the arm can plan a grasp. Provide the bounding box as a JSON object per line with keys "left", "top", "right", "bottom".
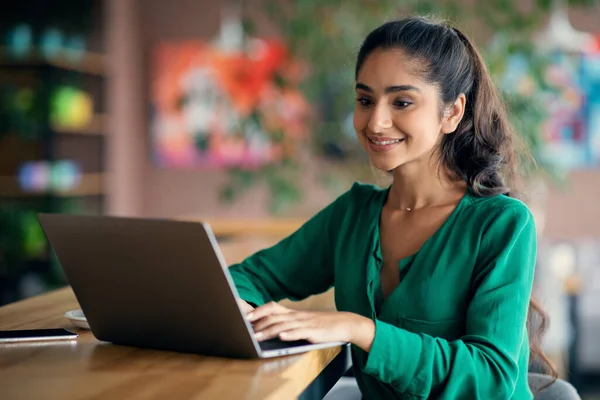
{"left": 0, "top": 288, "right": 347, "bottom": 400}
{"left": 0, "top": 238, "right": 346, "bottom": 400}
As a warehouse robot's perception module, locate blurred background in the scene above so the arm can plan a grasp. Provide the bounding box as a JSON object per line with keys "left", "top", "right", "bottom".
{"left": 0, "top": 0, "right": 599, "bottom": 397}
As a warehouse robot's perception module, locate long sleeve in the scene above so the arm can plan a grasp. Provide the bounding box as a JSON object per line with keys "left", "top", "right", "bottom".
{"left": 228, "top": 189, "right": 351, "bottom": 307}
{"left": 362, "top": 204, "right": 537, "bottom": 399}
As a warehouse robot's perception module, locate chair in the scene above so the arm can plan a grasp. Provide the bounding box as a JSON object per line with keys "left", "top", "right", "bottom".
{"left": 323, "top": 377, "right": 362, "bottom": 400}
{"left": 529, "top": 373, "right": 581, "bottom": 400}
{"left": 324, "top": 374, "right": 581, "bottom": 399}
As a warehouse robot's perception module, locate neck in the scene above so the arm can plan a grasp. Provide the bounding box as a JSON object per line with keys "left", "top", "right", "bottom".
{"left": 388, "top": 158, "right": 466, "bottom": 211}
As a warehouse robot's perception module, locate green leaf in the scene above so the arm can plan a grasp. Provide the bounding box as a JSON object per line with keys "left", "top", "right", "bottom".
{"left": 242, "top": 17, "right": 256, "bottom": 36}
{"left": 219, "top": 185, "right": 237, "bottom": 203}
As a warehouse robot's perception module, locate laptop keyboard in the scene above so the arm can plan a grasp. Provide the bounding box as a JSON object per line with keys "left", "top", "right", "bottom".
{"left": 259, "top": 338, "right": 313, "bottom": 351}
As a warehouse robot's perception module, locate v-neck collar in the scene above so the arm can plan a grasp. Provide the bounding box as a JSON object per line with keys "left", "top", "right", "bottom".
{"left": 372, "top": 186, "right": 471, "bottom": 263}
{"left": 368, "top": 186, "right": 472, "bottom": 316}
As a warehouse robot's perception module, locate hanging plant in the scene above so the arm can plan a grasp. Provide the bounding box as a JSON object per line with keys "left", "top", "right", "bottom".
{"left": 232, "top": 0, "right": 598, "bottom": 211}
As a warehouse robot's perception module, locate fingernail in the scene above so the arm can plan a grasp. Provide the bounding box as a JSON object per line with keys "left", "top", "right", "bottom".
{"left": 279, "top": 332, "right": 288, "bottom": 339}
{"left": 247, "top": 313, "right": 254, "bottom": 320}
{"left": 255, "top": 332, "right": 263, "bottom": 339}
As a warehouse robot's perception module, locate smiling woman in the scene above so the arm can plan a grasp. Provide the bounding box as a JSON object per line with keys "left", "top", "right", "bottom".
{"left": 227, "top": 16, "right": 565, "bottom": 400}
{"left": 353, "top": 49, "right": 466, "bottom": 174}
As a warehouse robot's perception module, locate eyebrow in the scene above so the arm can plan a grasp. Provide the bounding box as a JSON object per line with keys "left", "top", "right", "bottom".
{"left": 355, "top": 82, "right": 421, "bottom": 94}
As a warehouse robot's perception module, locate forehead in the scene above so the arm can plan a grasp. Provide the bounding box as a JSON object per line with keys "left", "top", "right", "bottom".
{"left": 356, "top": 48, "right": 430, "bottom": 88}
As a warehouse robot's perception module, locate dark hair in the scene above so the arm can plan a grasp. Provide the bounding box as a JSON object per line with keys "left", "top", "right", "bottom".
{"left": 356, "top": 17, "right": 556, "bottom": 383}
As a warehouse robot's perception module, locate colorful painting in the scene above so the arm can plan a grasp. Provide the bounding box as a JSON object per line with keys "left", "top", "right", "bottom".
{"left": 503, "top": 35, "right": 600, "bottom": 170}
{"left": 150, "top": 39, "right": 309, "bottom": 169}
{"left": 582, "top": 52, "right": 600, "bottom": 163}
{"left": 541, "top": 50, "right": 590, "bottom": 169}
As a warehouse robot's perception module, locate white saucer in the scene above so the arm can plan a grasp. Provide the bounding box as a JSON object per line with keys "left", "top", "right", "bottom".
{"left": 64, "top": 309, "right": 90, "bottom": 330}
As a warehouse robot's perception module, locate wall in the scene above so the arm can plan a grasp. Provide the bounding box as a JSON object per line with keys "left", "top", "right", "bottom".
{"left": 539, "top": 3, "right": 600, "bottom": 239}
{"left": 106, "top": 0, "right": 600, "bottom": 238}
{"left": 545, "top": 171, "right": 600, "bottom": 239}
{"left": 105, "top": 0, "right": 146, "bottom": 217}
{"left": 106, "top": 0, "right": 337, "bottom": 219}
{"left": 138, "top": 0, "right": 252, "bottom": 219}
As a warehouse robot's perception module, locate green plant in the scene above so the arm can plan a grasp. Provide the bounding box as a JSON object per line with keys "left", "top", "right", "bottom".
{"left": 229, "top": 0, "right": 596, "bottom": 213}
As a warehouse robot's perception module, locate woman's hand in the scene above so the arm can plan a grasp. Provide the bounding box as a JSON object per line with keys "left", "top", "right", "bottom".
{"left": 237, "top": 298, "right": 255, "bottom": 315}
{"left": 247, "top": 302, "right": 375, "bottom": 351}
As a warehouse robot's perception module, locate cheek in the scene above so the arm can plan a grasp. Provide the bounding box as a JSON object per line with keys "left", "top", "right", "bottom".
{"left": 353, "top": 109, "right": 367, "bottom": 137}
{"left": 394, "top": 113, "right": 441, "bottom": 145}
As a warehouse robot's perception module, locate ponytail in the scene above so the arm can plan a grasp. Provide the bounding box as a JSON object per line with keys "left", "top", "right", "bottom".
{"left": 440, "top": 27, "right": 517, "bottom": 197}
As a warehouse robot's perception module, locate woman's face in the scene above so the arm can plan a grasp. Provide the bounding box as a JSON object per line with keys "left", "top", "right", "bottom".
{"left": 354, "top": 48, "right": 461, "bottom": 173}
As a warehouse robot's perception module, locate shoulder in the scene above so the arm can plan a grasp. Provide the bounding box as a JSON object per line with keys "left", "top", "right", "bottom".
{"left": 464, "top": 195, "right": 537, "bottom": 249}
{"left": 465, "top": 194, "right": 538, "bottom": 283}
{"left": 463, "top": 192, "right": 534, "bottom": 229}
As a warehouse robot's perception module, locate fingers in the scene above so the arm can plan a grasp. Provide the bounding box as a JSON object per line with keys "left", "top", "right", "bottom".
{"left": 236, "top": 298, "right": 254, "bottom": 314}
{"left": 246, "top": 304, "right": 336, "bottom": 344}
{"left": 279, "top": 329, "right": 314, "bottom": 342}
{"left": 254, "top": 319, "right": 307, "bottom": 342}
{"left": 251, "top": 308, "right": 309, "bottom": 341}
{"left": 247, "top": 301, "right": 290, "bottom": 322}
{"left": 252, "top": 311, "right": 308, "bottom": 332}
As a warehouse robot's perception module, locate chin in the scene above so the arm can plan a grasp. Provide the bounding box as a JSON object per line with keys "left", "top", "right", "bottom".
{"left": 370, "top": 158, "right": 403, "bottom": 172}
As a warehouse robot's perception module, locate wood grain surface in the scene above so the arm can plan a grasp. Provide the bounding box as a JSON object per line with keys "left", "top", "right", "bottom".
{"left": 0, "top": 239, "right": 342, "bottom": 400}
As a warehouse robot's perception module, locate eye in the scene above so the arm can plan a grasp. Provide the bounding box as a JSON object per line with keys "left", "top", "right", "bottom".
{"left": 393, "top": 100, "right": 412, "bottom": 108}
{"left": 356, "top": 97, "right": 373, "bottom": 107}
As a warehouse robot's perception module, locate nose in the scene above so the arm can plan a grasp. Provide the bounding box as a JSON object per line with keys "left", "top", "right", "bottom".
{"left": 367, "top": 102, "right": 393, "bottom": 133}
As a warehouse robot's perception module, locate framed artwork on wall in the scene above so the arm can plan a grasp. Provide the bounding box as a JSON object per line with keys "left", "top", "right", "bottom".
{"left": 149, "top": 39, "right": 309, "bottom": 169}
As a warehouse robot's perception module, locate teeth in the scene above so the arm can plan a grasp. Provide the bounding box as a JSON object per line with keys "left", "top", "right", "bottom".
{"left": 369, "top": 137, "right": 403, "bottom": 145}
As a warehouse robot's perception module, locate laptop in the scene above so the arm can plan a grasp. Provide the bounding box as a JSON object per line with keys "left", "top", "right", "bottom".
{"left": 37, "top": 213, "right": 345, "bottom": 358}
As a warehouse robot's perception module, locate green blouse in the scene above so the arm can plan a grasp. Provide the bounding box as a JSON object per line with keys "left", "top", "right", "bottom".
{"left": 229, "top": 182, "right": 536, "bottom": 399}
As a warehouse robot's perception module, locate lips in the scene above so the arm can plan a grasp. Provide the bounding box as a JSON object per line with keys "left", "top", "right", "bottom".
{"left": 367, "top": 136, "right": 405, "bottom": 145}
{"left": 365, "top": 134, "right": 405, "bottom": 153}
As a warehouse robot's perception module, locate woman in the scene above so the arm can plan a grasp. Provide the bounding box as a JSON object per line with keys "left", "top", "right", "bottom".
{"left": 230, "top": 17, "right": 555, "bottom": 399}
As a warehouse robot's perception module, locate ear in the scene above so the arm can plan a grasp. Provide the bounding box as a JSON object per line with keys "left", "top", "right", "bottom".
{"left": 441, "top": 93, "right": 466, "bottom": 134}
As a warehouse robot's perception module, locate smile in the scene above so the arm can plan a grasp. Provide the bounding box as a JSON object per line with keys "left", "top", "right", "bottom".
{"left": 368, "top": 137, "right": 404, "bottom": 145}
{"left": 365, "top": 134, "right": 405, "bottom": 153}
